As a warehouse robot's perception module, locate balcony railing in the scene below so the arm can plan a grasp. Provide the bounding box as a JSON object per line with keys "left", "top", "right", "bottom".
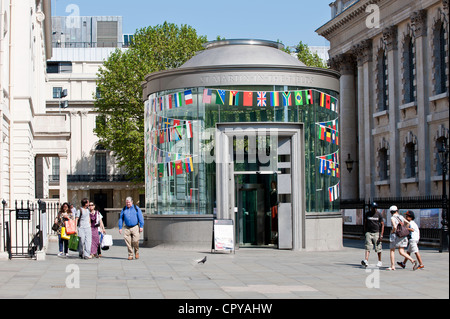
{"left": 67, "top": 174, "right": 130, "bottom": 183}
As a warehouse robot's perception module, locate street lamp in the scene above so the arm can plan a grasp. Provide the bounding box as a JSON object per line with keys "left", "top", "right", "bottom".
{"left": 438, "top": 137, "right": 449, "bottom": 253}
{"left": 345, "top": 153, "right": 356, "bottom": 173}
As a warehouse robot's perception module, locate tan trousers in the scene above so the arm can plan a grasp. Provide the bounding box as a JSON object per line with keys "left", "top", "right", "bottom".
{"left": 123, "top": 225, "right": 140, "bottom": 257}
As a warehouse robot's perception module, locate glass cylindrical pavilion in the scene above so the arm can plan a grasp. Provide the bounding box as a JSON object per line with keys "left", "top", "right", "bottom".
{"left": 142, "top": 39, "right": 341, "bottom": 251}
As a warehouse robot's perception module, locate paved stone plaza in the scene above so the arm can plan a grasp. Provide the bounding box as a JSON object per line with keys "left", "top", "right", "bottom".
{"left": 0, "top": 228, "right": 448, "bottom": 300}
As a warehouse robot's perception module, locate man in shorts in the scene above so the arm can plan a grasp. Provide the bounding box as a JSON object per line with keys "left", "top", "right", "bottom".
{"left": 361, "top": 202, "right": 385, "bottom": 268}
{"left": 397, "top": 210, "right": 424, "bottom": 270}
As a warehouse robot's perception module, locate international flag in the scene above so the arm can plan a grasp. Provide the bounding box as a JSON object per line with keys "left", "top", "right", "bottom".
{"left": 257, "top": 92, "right": 267, "bottom": 107}
{"left": 326, "top": 128, "right": 331, "bottom": 143}
{"left": 243, "top": 91, "right": 253, "bottom": 106}
{"left": 159, "top": 130, "right": 165, "bottom": 144}
{"left": 320, "top": 125, "right": 326, "bottom": 140}
{"left": 158, "top": 163, "right": 165, "bottom": 178}
{"left": 319, "top": 92, "right": 326, "bottom": 107}
{"left": 174, "top": 126, "right": 182, "bottom": 140}
{"left": 295, "top": 91, "right": 303, "bottom": 105}
{"left": 186, "top": 121, "right": 193, "bottom": 138}
{"left": 185, "top": 157, "right": 194, "bottom": 173}
{"left": 308, "top": 90, "right": 314, "bottom": 105}
{"left": 216, "top": 90, "right": 226, "bottom": 105}
{"left": 175, "top": 160, "right": 183, "bottom": 175}
{"left": 270, "top": 91, "right": 279, "bottom": 107}
{"left": 229, "top": 91, "right": 240, "bottom": 106}
{"left": 166, "top": 162, "right": 173, "bottom": 177}
{"left": 330, "top": 97, "right": 337, "bottom": 112}
{"left": 174, "top": 92, "right": 183, "bottom": 107}
{"left": 165, "top": 94, "right": 173, "bottom": 109}
{"left": 184, "top": 90, "right": 193, "bottom": 105}
{"left": 282, "top": 92, "right": 292, "bottom": 106}
{"left": 325, "top": 94, "right": 331, "bottom": 109}
{"left": 203, "top": 89, "right": 212, "bottom": 104}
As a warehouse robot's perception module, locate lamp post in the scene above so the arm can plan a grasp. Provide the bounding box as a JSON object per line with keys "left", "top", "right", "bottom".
{"left": 438, "top": 137, "right": 449, "bottom": 253}
{"left": 345, "top": 153, "right": 356, "bottom": 173}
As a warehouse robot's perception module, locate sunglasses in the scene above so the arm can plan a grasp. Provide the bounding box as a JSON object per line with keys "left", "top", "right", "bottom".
{"left": 89, "top": 204, "right": 95, "bottom": 206}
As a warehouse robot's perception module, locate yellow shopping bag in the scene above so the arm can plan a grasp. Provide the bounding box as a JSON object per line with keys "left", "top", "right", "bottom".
{"left": 61, "top": 227, "right": 70, "bottom": 240}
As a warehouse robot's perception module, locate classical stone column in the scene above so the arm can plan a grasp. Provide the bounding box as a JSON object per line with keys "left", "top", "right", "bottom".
{"left": 353, "top": 39, "right": 374, "bottom": 200}
{"left": 412, "top": 9, "right": 430, "bottom": 195}
{"left": 383, "top": 25, "right": 401, "bottom": 197}
{"left": 59, "top": 155, "right": 68, "bottom": 203}
{"left": 330, "top": 54, "right": 358, "bottom": 200}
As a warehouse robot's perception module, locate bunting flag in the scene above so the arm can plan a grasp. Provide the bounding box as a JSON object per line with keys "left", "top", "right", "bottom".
{"left": 243, "top": 91, "right": 253, "bottom": 106}
{"left": 229, "top": 91, "right": 240, "bottom": 106}
{"left": 216, "top": 90, "right": 226, "bottom": 105}
{"left": 282, "top": 92, "right": 292, "bottom": 106}
{"left": 316, "top": 120, "right": 339, "bottom": 145}
{"left": 328, "top": 182, "right": 340, "bottom": 202}
{"left": 149, "top": 89, "right": 337, "bottom": 112}
{"left": 173, "top": 92, "right": 183, "bottom": 108}
{"left": 257, "top": 92, "right": 267, "bottom": 107}
{"left": 203, "top": 89, "right": 212, "bottom": 104}
{"left": 270, "top": 91, "right": 279, "bottom": 107}
{"left": 184, "top": 89, "right": 193, "bottom": 105}
{"left": 174, "top": 160, "right": 183, "bottom": 175}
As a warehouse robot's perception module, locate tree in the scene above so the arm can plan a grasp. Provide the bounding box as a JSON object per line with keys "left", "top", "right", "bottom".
{"left": 94, "top": 22, "right": 207, "bottom": 181}
{"left": 294, "top": 41, "right": 328, "bottom": 68}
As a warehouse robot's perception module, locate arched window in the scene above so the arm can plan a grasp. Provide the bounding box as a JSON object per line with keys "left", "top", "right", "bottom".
{"left": 434, "top": 21, "right": 447, "bottom": 94}
{"left": 377, "top": 49, "right": 388, "bottom": 111}
{"left": 403, "top": 36, "right": 415, "bottom": 103}
{"left": 405, "top": 142, "right": 416, "bottom": 178}
{"left": 379, "top": 148, "right": 389, "bottom": 180}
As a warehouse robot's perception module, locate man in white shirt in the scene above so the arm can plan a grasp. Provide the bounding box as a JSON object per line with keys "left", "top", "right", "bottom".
{"left": 397, "top": 210, "right": 424, "bottom": 270}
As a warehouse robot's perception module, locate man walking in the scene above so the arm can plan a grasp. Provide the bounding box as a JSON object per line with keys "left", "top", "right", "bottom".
{"left": 361, "top": 202, "right": 385, "bottom": 268}
{"left": 119, "top": 197, "right": 144, "bottom": 260}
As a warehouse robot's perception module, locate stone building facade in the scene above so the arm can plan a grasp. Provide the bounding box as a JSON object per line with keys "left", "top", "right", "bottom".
{"left": 317, "top": 0, "right": 449, "bottom": 200}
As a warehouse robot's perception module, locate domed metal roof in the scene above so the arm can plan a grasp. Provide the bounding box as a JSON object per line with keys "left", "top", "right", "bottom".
{"left": 180, "top": 39, "right": 306, "bottom": 68}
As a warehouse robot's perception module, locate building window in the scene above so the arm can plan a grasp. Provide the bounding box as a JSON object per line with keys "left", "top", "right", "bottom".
{"left": 53, "top": 87, "right": 62, "bottom": 99}
{"left": 379, "top": 148, "right": 389, "bottom": 180}
{"left": 436, "top": 136, "right": 446, "bottom": 176}
{"left": 434, "top": 21, "right": 447, "bottom": 95}
{"left": 403, "top": 36, "right": 415, "bottom": 103}
{"left": 377, "top": 49, "right": 388, "bottom": 111}
{"left": 95, "top": 153, "right": 107, "bottom": 178}
{"left": 47, "top": 61, "right": 72, "bottom": 74}
{"left": 51, "top": 157, "right": 60, "bottom": 182}
{"left": 405, "top": 142, "right": 416, "bottom": 178}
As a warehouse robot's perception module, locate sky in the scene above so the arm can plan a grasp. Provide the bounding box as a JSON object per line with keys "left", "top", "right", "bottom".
{"left": 51, "top": 0, "right": 332, "bottom": 47}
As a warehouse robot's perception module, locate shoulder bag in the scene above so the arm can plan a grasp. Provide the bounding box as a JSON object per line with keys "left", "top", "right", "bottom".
{"left": 395, "top": 216, "right": 410, "bottom": 238}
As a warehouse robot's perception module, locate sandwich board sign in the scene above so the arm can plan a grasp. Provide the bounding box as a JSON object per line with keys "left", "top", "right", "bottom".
{"left": 212, "top": 219, "right": 234, "bottom": 253}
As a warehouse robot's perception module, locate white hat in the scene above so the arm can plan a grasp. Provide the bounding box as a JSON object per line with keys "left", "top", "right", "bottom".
{"left": 389, "top": 205, "right": 398, "bottom": 212}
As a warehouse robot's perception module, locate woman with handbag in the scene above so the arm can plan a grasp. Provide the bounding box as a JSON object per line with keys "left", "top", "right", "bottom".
{"left": 55, "top": 202, "right": 74, "bottom": 257}
{"left": 89, "top": 202, "right": 106, "bottom": 258}
{"left": 387, "top": 206, "right": 417, "bottom": 270}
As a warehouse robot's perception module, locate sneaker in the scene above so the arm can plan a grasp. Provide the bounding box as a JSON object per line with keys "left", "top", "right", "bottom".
{"left": 361, "top": 260, "right": 368, "bottom": 268}
{"left": 376, "top": 261, "right": 383, "bottom": 267}
{"left": 57, "top": 252, "right": 64, "bottom": 257}
{"left": 413, "top": 261, "right": 419, "bottom": 271}
{"left": 416, "top": 265, "right": 424, "bottom": 270}
{"left": 397, "top": 261, "right": 406, "bottom": 269}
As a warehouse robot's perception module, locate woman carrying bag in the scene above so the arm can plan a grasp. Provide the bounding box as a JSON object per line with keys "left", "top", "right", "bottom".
{"left": 89, "top": 202, "right": 106, "bottom": 258}
{"left": 55, "top": 202, "right": 74, "bottom": 257}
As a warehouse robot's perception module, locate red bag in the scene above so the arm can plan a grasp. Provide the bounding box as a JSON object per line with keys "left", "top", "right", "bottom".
{"left": 65, "top": 219, "right": 77, "bottom": 235}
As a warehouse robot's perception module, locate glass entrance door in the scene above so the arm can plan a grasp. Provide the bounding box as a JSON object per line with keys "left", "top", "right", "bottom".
{"left": 235, "top": 174, "right": 276, "bottom": 247}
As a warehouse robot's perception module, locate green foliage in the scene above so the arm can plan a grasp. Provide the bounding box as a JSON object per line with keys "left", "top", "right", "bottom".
{"left": 295, "top": 41, "right": 328, "bottom": 68}
{"left": 94, "top": 22, "right": 207, "bottom": 182}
